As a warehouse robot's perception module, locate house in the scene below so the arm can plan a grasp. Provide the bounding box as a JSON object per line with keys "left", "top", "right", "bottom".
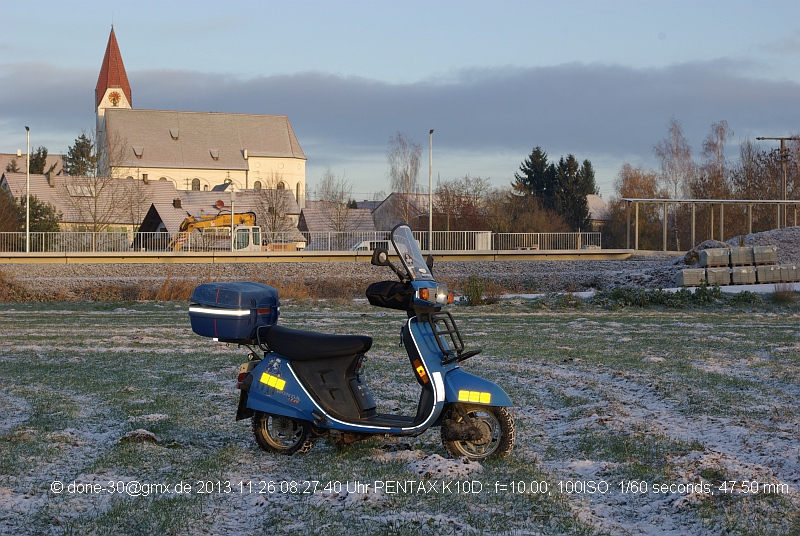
{"left": 371, "top": 192, "right": 431, "bottom": 230}
{"left": 94, "top": 27, "right": 307, "bottom": 206}
{"left": 299, "top": 201, "right": 376, "bottom": 251}
{"left": 136, "top": 186, "right": 304, "bottom": 250}
{"left": 1, "top": 153, "right": 63, "bottom": 176}
{"left": 1, "top": 171, "right": 175, "bottom": 232}
{"left": 587, "top": 194, "right": 610, "bottom": 232}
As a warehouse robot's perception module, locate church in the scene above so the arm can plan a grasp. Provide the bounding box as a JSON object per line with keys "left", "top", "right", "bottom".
{"left": 95, "top": 27, "right": 306, "bottom": 207}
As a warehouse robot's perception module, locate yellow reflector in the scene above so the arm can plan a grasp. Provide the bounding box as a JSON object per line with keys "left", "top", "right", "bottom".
{"left": 457, "top": 390, "right": 491, "bottom": 404}
{"left": 260, "top": 372, "right": 286, "bottom": 391}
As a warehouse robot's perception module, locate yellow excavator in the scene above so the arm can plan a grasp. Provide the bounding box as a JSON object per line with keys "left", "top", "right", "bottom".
{"left": 167, "top": 212, "right": 263, "bottom": 252}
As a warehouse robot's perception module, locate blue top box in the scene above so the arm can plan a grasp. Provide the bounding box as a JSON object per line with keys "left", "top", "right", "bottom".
{"left": 189, "top": 282, "right": 280, "bottom": 342}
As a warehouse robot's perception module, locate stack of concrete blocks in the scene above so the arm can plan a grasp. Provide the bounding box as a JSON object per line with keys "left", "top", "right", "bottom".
{"left": 753, "top": 245, "right": 780, "bottom": 284}
{"left": 676, "top": 244, "right": 798, "bottom": 287}
{"left": 730, "top": 247, "right": 756, "bottom": 285}
{"left": 699, "top": 248, "right": 731, "bottom": 286}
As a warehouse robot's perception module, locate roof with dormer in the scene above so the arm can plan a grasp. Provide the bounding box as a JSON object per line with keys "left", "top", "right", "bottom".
{"left": 96, "top": 26, "right": 131, "bottom": 107}
{"left": 105, "top": 109, "right": 306, "bottom": 170}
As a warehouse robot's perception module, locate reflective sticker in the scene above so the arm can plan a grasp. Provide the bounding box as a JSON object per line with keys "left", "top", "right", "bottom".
{"left": 260, "top": 372, "right": 286, "bottom": 391}
{"left": 457, "top": 390, "right": 491, "bottom": 404}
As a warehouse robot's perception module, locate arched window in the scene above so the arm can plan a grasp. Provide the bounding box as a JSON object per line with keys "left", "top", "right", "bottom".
{"left": 296, "top": 182, "right": 303, "bottom": 204}
{"left": 277, "top": 182, "right": 286, "bottom": 190}
{"left": 191, "top": 178, "right": 201, "bottom": 191}
{"left": 254, "top": 181, "right": 262, "bottom": 191}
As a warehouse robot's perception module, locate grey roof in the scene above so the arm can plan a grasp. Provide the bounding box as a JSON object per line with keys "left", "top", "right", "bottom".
{"left": 1, "top": 172, "right": 177, "bottom": 225}
{"left": 105, "top": 109, "right": 306, "bottom": 171}
{"left": 299, "top": 204, "right": 376, "bottom": 233}
{"left": 0, "top": 153, "right": 64, "bottom": 176}
{"left": 587, "top": 194, "right": 610, "bottom": 221}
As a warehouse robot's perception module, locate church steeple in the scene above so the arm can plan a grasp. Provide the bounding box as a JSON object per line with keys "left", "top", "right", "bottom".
{"left": 95, "top": 26, "right": 131, "bottom": 109}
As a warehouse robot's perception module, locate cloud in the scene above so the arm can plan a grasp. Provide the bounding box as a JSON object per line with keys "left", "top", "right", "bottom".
{"left": 2, "top": 58, "right": 799, "bottom": 190}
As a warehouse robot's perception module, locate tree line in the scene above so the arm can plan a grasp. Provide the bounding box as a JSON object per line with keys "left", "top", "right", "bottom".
{"left": 603, "top": 118, "right": 800, "bottom": 249}
{"left": 311, "top": 132, "right": 598, "bottom": 233}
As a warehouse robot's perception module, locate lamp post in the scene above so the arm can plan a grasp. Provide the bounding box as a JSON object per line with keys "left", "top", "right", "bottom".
{"left": 428, "top": 129, "right": 434, "bottom": 254}
{"left": 25, "top": 126, "right": 30, "bottom": 253}
{"left": 230, "top": 186, "right": 236, "bottom": 252}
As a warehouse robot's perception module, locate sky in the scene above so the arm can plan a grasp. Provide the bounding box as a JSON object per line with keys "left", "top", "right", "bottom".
{"left": 2, "top": 0, "right": 800, "bottom": 201}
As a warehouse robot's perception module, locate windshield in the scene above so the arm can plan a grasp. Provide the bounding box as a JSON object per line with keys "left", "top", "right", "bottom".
{"left": 391, "top": 224, "right": 434, "bottom": 281}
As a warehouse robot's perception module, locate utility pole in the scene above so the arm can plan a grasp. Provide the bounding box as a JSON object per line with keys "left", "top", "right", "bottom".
{"left": 756, "top": 136, "right": 798, "bottom": 229}
{"left": 428, "top": 129, "right": 433, "bottom": 254}
{"left": 25, "top": 126, "right": 30, "bottom": 253}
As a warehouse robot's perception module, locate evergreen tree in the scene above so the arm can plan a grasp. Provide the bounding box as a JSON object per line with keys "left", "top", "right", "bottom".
{"left": 19, "top": 195, "right": 61, "bottom": 232}
{"left": 64, "top": 134, "right": 98, "bottom": 176}
{"left": 29, "top": 146, "right": 47, "bottom": 174}
{"left": 5, "top": 159, "right": 20, "bottom": 173}
{"left": 514, "top": 148, "right": 599, "bottom": 231}
{"left": 513, "top": 146, "right": 558, "bottom": 211}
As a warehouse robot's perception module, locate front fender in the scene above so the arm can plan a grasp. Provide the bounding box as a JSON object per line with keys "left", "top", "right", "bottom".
{"left": 443, "top": 368, "right": 513, "bottom": 407}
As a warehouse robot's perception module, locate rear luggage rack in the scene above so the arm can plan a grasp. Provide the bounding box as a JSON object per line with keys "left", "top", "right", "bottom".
{"left": 428, "top": 311, "right": 481, "bottom": 365}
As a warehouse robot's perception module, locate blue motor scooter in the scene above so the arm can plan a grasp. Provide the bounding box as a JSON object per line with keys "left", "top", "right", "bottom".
{"left": 190, "top": 223, "right": 515, "bottom": 460}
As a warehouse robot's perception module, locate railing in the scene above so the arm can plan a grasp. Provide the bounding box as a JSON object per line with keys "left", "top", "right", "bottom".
{"left": 0, "top": 231, "right": 602, "bottom": 254}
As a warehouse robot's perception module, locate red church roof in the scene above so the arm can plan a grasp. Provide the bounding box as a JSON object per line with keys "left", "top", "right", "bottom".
{"left": 95, "top": 26, "right": 131, "bottom": 107}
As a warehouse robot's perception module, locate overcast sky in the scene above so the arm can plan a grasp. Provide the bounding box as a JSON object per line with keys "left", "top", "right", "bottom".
{"left": 2, "top": 0, "right": 800, "bottom": 199}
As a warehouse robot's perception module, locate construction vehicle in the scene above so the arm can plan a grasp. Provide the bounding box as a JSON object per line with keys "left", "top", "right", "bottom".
{"left": 168, "top": 212, "right": 264, "bottom": 252}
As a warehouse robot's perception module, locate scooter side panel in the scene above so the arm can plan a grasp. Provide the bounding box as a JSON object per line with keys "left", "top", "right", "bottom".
{"left": 245, "top": 355, "right": 316, "bottom": 422}
{"left": 443, "top": 367, "right": 513, "bottom": 407}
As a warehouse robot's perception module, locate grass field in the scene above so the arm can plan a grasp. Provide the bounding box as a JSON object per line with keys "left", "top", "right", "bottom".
{"left": 1, "top": 296, "right": 799, "bottom": 535}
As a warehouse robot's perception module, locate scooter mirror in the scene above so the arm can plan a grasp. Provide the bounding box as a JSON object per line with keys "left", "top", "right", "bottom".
{"left": 426, "top": 253, "right": 434, "bottom": 272}
{"left": 371, "top": 248, "right": 390, "bottom": 266}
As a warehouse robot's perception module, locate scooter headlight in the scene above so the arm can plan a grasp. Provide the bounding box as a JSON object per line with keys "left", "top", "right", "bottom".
{"left": 419, "top": 284, "right": 452, "bottom": 305}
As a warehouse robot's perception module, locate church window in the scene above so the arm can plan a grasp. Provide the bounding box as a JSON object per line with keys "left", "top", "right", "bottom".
{"left": 254, "top": 181, "right": 262, "bottom": 191}
{"left": 277, "top": 182, "right": 286, "bottom": 190}
{"left": 191, "top": 178, "right": 201, "bottom": 191}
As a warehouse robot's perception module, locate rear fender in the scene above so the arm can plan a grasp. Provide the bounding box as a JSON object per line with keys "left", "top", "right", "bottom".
{"left": 443, "top": 368, "right": 513, "bottom": 407}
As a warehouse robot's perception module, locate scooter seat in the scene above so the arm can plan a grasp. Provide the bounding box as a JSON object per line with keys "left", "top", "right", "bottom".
{"left": 263, "top": 325, "right": 373, "bottom": 361}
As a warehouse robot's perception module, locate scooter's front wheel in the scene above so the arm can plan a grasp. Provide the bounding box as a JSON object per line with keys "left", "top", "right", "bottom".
{"left": 252, "top": 411, "right": 316, "bottom": 455}
{"left": 441, "top": 404, "right": 515, "bottom": 460}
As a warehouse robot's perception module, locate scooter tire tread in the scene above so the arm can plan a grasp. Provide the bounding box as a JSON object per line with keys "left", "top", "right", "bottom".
{"left": 252, "top": 411, "right": 316, "bottom": 455}
{"left": 441, "top": 404, "right": 515, "bottom": 461}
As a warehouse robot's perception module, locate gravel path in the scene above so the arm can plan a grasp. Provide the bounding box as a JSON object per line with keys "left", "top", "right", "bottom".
{"left": 2, "top": 227, "right": 799, "bottom": 301}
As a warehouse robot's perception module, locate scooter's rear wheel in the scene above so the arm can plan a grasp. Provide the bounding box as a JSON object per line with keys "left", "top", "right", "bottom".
{"left": 252, "top": 411, "right": 316, "bottom": 455}
{"left": 441, "top": 404, "right": 515, "bottom": 460}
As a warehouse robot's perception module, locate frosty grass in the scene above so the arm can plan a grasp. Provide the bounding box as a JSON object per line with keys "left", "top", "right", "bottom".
{"left": 1, "top": 298, "right": 799, "bottom": 535}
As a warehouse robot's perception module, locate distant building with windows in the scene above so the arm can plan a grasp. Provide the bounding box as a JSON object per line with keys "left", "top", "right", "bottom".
{"left": 95, "top": 27, "right": 306, "bottom": 207}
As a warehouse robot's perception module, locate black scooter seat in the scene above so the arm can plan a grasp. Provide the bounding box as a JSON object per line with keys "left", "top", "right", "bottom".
{"left": 264, "top": 325, "right": 373, "bottom": 361}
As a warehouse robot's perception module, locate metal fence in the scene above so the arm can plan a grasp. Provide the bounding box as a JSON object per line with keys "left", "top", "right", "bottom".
{"left": 0, "top": 230, "right": 601, "bottom": 254}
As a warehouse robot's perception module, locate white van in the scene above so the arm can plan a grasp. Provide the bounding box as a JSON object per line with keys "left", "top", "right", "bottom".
{"left": 350, "top": 240, "right": 392, "bottom": 252}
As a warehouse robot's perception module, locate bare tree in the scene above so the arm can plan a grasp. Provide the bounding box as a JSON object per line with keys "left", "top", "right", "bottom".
{"left": 387, "top": 132, "right": 421, "bottom": 224}
{"left": 434, "top": 175, "right": 491, "bottom": 231}
{"left": 314, "top": 169, "right": 366, "bottom": 232}
{"left": 653, "top": 117, "right": 694, "bottom": 199}
{"left": 60, "top": 130, "right": 132, "bottom": 234}
{"left": 653, "top": 117, "right": 695, "bottom": 249}
{"left": 251, "top": 171, "right": 296, "bottom": 241}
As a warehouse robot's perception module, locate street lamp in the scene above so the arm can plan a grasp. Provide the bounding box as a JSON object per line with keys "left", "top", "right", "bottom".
{"left": 25, "top": 126, "right": 30, "bottom": 253}
{"left": 230, "top": 186, "right": 236, "bottom": 252}
{"left": 428, "top": 129, "right": 433, "bottom": 254}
